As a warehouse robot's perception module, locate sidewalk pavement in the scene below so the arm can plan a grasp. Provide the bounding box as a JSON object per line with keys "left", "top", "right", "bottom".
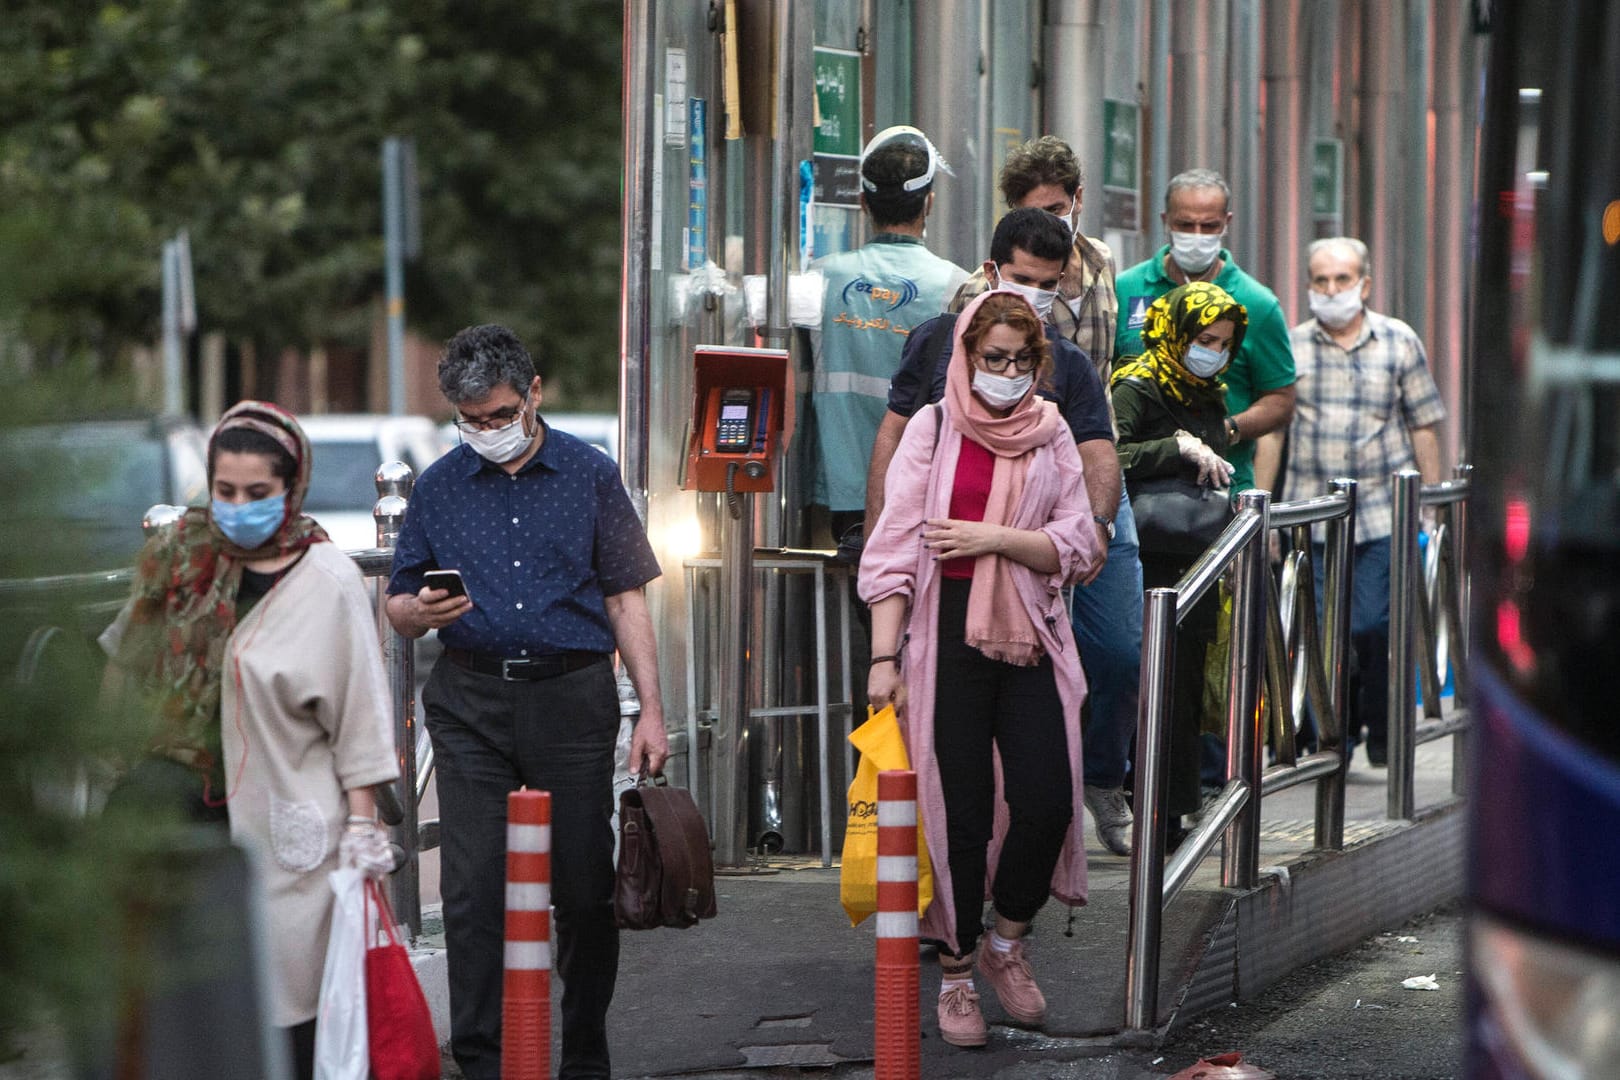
{"left": 424, "top": 736, "right": 1462, "bottom": 1079}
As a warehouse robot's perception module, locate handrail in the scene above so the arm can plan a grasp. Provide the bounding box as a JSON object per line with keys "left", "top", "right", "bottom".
{"left": 1124, "top": 466, "right": 1473, "bottom": 1032}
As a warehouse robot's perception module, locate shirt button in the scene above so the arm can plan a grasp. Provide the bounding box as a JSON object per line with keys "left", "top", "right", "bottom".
{"left": 516, "top": 602, "right": 524, "bottom": 610}
{"left": 513, "top": 560, "right": 521, "bottom": 567}
{"left": 520, "top": 649, "right": 529, "bottom": 656}
{"left": 511, "top": 517, "right": 519, "bottom": 524}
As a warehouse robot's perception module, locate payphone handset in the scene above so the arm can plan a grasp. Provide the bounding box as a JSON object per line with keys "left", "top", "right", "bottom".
{"left": 713, "top": 387, "right": 757, "bottom": 453}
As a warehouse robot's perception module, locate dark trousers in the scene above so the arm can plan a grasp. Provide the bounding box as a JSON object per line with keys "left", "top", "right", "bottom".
{"left": 424, "top": 654, "right": 620, "bottom": 1080}
{"left": 932, "top": 579, "right": 1073, "bottom": 958}
{"left": 1140, "top": 555, "right": 1219, "bottom": 818}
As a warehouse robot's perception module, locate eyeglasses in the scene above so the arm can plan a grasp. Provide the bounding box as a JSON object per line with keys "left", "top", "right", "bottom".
{"left": 978, "top": 350, "right": 1040, "bottom": 375}
{"left": 453, "top": 396, "right": 528, "bottom": 433}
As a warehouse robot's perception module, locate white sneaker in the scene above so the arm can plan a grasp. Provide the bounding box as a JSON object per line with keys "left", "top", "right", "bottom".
{"left": 1083, "top": 785, "right": 1133, "bottom": 856}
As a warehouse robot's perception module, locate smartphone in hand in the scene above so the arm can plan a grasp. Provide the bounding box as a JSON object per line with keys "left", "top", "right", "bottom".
{"left": 423, "top": 569, "right": 468, "bottom": 599}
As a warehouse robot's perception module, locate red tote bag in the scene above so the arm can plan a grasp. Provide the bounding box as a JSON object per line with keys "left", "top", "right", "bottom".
{"left": 363, "top": 879, "right": 441, "bottom": 1080}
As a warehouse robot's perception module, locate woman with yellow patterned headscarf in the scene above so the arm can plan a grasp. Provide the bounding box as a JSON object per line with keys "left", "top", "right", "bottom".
{"left": 1110, "top": 282, "right": 1247, "bottom": 851}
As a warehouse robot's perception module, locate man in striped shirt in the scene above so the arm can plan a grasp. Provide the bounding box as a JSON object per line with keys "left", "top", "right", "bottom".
{"left": 1286, "top": 237, "right": 1446, "bottom": 766}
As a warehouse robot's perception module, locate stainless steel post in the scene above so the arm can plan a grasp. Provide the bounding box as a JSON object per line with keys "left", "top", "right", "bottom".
{"left": 618, "top": 0, "right": 656, "bottom": 502}
{"left": 1450, "top": 462, "right": 1471, "bottom": 799}
{"left": 161, "top": 241, "right": 183, "bottom": 415}
{"left": 1388, "top": 469, "right": 1421, "bottom": 820}
{"left": 1168, "top": 0, "right": 1228, "bottom": 175}
{"left": 1044, "top": 0, "right": 1104, "bottom": 236}
{"left": 1227, "top": 0, "right": 1260, "bottom": 261}
{"left": 1221, "top": 491, "right": 1269, "bottom": 890}
{"left": 1150, "top": 0, "right": 1171, "bottom": 204}
{"left": 714, "top": 489, "right": 754, "bottom": 866}
{"left": 1360, "top": 1, "right": 1405, "bottom": 315}
{"left": 1260, "top": 0, "right": 1304, "bottom": 314}
{"left": 1125, "top": 588, "right": 1178, "bottom": 1033}
{"left": 1316, "top": 478, "right": 1357, "bottom": 850}
{"left": 909, "top": 0, "right": 987, "bottom": 269}
{"left": 373, "top": 462, "right": 419, "bottom": 935}
{"left": 381, "top": 138, "right": 407, "bottom": 417}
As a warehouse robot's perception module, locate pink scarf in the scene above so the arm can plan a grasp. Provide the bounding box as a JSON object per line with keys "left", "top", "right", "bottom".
{"left": 943, "top": 290, "right": 1064, "bottom": 665}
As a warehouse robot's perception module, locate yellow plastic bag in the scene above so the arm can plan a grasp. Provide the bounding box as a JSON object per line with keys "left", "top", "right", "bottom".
{"left": 839, "top": 704, "right": 934, "bottom": 926}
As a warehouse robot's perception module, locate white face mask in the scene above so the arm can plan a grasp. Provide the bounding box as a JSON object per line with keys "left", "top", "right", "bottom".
{"left": 991, "top": 270, "right": 1058, "bottom": 322}
{"left": 461, "top": 403, "right": 534, "bottom": 463}
{"left": 1309, "top": 285, "right": 1365, "bottom": 329}
{"left": 1169, "top": 230, "right": 1224, "bottom": 274}
{"left": 1048, "top": 197, "right": 1078, "bottom": 238}
{"left": 1183, "top": 343, "right": 1230, "bottom": 378}
{"left": 971, "top": 368, "right": 1034, "bottom": 409}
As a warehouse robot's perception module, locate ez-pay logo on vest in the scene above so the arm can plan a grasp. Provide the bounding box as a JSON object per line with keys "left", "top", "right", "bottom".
{"left": 842, "top": 276, "right": 920, "bottom": 311}
{"left": 1127, "top": 295, "right": 1152, "bottom": 330}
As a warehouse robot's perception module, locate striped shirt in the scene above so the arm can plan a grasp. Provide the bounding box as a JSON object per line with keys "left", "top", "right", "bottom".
{"left": 1286, "top": 310, "right": 1446, "bottom": 541}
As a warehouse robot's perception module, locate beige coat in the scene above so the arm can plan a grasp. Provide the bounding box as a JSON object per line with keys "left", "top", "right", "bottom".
{"left": 220, "top": 540, "right": 400, "bottom": 1025}
{"left": 105, "top": 541, "right": 401, "bottom": 1026}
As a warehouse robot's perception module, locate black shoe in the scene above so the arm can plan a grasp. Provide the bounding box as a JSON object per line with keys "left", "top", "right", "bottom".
{"left": 1164, "top": 822, "right": 1189, "bottom": 854}
{"left": 1366, "top": 746, "right": 1388, "bottom": 767}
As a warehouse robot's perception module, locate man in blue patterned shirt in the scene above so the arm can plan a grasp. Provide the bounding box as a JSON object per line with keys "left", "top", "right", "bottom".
{"left": 386, "top": 324, "right": 667, "bottom": 1080}
{"left": 1285, "top": 238, "right": 1445, "bottom": 766}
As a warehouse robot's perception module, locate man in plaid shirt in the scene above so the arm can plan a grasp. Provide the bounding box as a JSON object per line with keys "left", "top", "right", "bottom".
{"left": 1286, "top": 237, "right": 1445, "bottom": 766}
{"left": 947, "top": 136, "right": 1141, "bottom": 857}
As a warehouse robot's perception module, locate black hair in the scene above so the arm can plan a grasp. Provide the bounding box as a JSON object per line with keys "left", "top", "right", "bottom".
{"left": 439, "top": 324, "right": 540, "bottom": 404}
{"left": 988, "top": 207, "right": 1073, "bottom": 268}
{"left": 860, "top": 141, "right": 931, "bottom": 229}
{"left": 211, "top": 427, "right": 296, "bottom": 482}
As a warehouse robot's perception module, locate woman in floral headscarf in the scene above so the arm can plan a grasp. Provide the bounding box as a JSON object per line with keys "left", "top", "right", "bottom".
{"left": 1111, "top": 281, "right": 1248, "bottom": 846}
{"left": 102, "top": 400, "right": 398, "bottom": 1080}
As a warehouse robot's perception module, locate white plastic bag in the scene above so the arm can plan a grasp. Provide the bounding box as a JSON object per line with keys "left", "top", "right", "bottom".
{"left": 313, "top": 867, "right": 369, "bottom": 1080}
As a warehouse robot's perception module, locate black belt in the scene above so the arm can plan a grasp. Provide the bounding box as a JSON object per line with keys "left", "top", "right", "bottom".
{"left": 445, "top": 647, "right": 608, "bottom": 682}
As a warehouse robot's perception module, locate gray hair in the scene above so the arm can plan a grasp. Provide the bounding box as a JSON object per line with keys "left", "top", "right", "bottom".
{"left": 1164, "top": 168, "right": 1232, "bottom": 213}
{"left": 1306, "top": 236, "right": 1372, "bottom": 278}
{"left": 437, "top": 324, "right": 537, "bottom": 405}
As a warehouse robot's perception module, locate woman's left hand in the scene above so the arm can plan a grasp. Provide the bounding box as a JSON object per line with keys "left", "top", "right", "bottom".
{"left": 923, "top": 518, "right": 1006, "bottom": 560}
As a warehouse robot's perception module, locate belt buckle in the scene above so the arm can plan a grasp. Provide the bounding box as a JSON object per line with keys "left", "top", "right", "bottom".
{"left": 501, "top": 657, "right": 530, "bottom": 681}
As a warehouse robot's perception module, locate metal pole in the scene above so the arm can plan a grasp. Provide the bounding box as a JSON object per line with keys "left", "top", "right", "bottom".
{"left": 1402, "top": 0, "right": 1430, "bottom": 339}
{"left": 1168, "top": 0, "right": 1228, "bottom": 176}
{"left": 161, "top": 241, "right": 183, "bottom": 415}
{"left": 1228, "top": 0, "right": 1261, "bottom": 262}
{"left": 1149, "top": 0, "right": 1171, "bottom": 207}
{"left": 1388, "top": 470, "right": 1421, "bottom": 820}
{"left": 1221, "top": 491, "right": 1269, "bottom": 890}
{"left": 1125, "top": 588, "right": 1177, "bottom": 1033}
{"left": 1450, "top": 462, "right": 1471, "bottom": 800}
{"left": 909, "top": 0, "right": 986, "bottom": 269}
{"left": 374, "top": 461, "right": 420, "bottom": 935}
{"left": 1316, "top": 478, "right": 1356, "bottom": 850}
{"left": 1043, "top": 0, "right": 1104, "bottom": 236}
{"left": 714, "top": 488, "right": 755, "bottom": 866}
{"left": 617, "top": 0, "right": 656, "bottom": 502}
{"left": 1360, "top": 1, "right": 1405, "bottom": 316}
{"left": 1260, "top": 0, "right": 1304, "bottom": 315}
{"left": 382, "top": 137, "right": 407, "bottom": 417}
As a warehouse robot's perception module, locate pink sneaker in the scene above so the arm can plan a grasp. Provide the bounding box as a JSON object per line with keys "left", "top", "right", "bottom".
{"left": 977, "top": 938, "right": 1046, "bottom": 1026}
{"left": 936, "top": 979, "right": 988, "bottom": 1048}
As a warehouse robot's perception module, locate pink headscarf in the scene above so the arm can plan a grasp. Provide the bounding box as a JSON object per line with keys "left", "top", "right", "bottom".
{"left": 944, "top": 290, "right": 1064, "bottom": 665}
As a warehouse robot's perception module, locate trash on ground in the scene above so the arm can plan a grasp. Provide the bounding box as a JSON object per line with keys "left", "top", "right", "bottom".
{"left": 1169, "top": 1051, "right": 1277, "bottom": 1079}
{"left": 1402, "top": 973, "right": 1440, "bottom": 991}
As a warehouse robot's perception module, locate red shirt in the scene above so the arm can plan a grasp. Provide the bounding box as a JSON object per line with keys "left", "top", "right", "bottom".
{"left": 941, "top": 438, "right": 995, "bottom": 580}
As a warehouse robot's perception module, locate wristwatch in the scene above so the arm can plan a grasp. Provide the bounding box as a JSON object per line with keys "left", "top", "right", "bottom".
{"left": 1092, "top": 514, "right": 1115, "bottom": 541}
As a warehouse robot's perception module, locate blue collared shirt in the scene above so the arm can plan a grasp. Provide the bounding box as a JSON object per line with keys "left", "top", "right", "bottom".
{"left": 386, "top": 424, "right": 661, "bottom": 657}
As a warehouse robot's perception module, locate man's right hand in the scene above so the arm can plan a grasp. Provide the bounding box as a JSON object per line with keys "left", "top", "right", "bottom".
{"left": 386, "top": 586, "right": 472, "bottom": 638}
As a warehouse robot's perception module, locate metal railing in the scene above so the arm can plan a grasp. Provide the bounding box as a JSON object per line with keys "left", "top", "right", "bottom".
{"left": 1123, "top": 465, "right": 1474, "bottom": 1032}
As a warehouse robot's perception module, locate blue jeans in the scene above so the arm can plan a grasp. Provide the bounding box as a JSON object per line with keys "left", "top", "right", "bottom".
{"left": 1312, "top": 537, "right": 1392, "bottom": 755}
{"left": 1073, "top": 487, "right": 1145, "bottom": 789}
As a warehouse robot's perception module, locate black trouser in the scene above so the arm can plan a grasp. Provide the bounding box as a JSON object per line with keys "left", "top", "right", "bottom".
{"left": 424, "top": 654, "right": 620, "bottom": 1080}
{"left": 1141, "top": 554, "right": 1219, "bottom": 818}
{"left": 932, "top": 579, "right": 1073, "bottom": 959}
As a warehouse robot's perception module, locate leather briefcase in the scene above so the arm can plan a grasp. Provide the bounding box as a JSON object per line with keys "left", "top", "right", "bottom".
{"left": 614, "top": 776, "right": 718, "bottom": 930}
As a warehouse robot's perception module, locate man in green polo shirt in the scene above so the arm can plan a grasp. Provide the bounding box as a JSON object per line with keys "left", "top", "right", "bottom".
{"left": 1114, "top": 168, "right": 1296, "bottom": 493}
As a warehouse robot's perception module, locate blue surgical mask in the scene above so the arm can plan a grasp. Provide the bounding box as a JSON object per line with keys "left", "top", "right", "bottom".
{"left": 1184, "top": 343, "right": 1229, "bottom": 379}
{"left": 212, "top": 493, "right": 287, "bottom": 549}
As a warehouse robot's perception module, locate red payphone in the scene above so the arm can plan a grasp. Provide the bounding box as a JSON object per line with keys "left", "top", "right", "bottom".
{"left": 683, "top": 345, "right": 789, "bottom": 493}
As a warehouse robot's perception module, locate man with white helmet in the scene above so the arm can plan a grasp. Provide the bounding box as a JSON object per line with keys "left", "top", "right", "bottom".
{"left": 809, "top": 125, "right": 969, "bottom": 554}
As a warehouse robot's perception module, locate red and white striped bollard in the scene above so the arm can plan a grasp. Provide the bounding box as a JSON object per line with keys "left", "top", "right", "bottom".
{"left": 875, "top": 769, "right": 920, "bottom": 1080}
{"left": 503, "top": 788, "right": 551, "bottom": 1079}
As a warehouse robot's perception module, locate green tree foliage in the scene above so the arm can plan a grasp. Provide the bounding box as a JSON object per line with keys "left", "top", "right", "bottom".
{"left": 0, "top": 0, "right": 624, "bottom": 404}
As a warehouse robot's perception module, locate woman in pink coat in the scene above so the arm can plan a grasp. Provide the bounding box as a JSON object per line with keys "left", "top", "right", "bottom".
{"left": 860, "top": 289, "right": 1103, "bottom": 1048}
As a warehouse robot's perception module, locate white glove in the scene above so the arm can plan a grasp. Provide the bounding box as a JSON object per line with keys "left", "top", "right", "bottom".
{"left": 1175, "top": 430, "right": 1236, "bottom": 488}
{"left": 340, "top": 820, "right": 396, "bottom": 879}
